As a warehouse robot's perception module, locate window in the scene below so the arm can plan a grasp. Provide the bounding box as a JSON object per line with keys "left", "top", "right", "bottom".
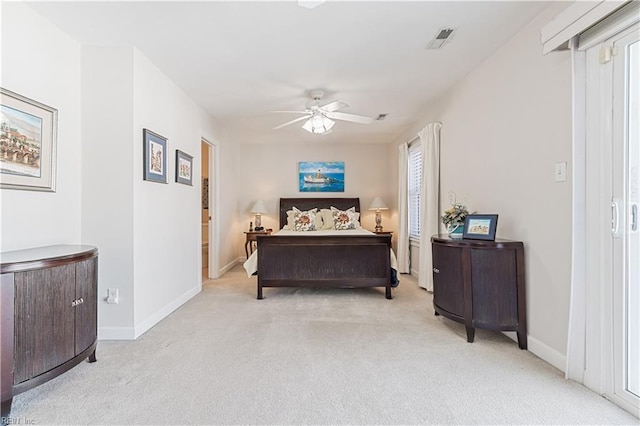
{"left": 408, "top": 141, "right": 422, "bottom": 240}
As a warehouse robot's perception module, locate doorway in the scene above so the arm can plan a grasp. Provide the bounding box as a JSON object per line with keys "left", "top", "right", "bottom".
{"left": 583, "top": 15, "right": 639, "bottom": 414}
{"left": 201, "top": 138, "right": 218, "bottom": 280}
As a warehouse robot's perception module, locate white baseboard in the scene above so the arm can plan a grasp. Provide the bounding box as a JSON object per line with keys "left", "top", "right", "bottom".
{"left": 527, "top": 334, "right": 567, "bottom": 373}
{"left": 98, "top": 285, "right": 200, "bottom": 341}
{"left": 98, "top": 326, "right": 136, "bottom": 340}
{"left": 218, "top": 257, "right": 241, "bottom": 276}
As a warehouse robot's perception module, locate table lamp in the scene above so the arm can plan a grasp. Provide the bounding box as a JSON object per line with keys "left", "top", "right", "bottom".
{"left": 250, "top": 200, "right": 267, "bottom": 230}
{"left": 368, "top": 197, "right": 389, "bottom": 232}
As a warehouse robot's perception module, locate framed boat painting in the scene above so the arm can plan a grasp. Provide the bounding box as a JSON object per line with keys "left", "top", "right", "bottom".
{"left": 298, "top": 161, "right": 344, "bottom": 192}
{"left": 0, "top": 88, "right": 58, "bottom": 192}
{"left": 143, "top": 129, "right": 167, "bottom": 183}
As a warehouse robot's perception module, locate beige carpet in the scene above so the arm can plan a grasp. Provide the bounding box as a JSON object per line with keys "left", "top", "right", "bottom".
{"left": 6, "top": 265, "right": 638, "bottom": 425}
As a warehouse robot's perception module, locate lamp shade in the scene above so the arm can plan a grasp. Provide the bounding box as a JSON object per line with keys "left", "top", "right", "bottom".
{"left": 250, "top": 200, "right": 267, "bottom": 214}
{"left": 368, "top": 197, "right": 389, "bottom": 211}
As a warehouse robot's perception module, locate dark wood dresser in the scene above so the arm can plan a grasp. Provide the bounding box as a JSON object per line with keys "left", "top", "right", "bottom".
{"left": 1, "top": 245, "right": 98, "bottom": 418}
{"left": 431, "top": 235, "right": 527, "bottom": 349}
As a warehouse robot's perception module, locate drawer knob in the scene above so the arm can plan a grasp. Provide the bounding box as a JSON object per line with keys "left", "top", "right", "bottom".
{"left": 433, "top": 268, "right": 440, "bottom": 274}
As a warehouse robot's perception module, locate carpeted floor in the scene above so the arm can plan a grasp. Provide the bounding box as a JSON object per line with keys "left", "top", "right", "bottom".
{"left": 6, "top": 265, "right": 639, "bottom": 425}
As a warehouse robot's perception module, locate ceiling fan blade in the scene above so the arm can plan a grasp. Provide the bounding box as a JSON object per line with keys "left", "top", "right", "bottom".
{"left": 273, "top": 115, "right": 311, "bottom": 130}
{"left": 271, "top": 110, "right": 309, "bottom": 114}
{"left": 326, "top": 111, "right": 374, "bottom": 124}
{"left": 320, "top": 101, "right": 348, "bottom": 112}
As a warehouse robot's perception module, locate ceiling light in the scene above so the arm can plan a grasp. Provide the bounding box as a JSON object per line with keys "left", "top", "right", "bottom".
{"left": 302, "top": 113, "right": 334, "bottom": 135}
{"left": 298, "top": 0, "right": 326, "bottom": 9}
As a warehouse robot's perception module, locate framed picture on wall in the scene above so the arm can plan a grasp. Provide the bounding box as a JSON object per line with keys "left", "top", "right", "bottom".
{"left": 143, "top": 129, "right": 167, "bottom": 183}
{"left": 298, "top": 161, "right": 344, "bottom": 192}
{"left": 0, "top": 87, "right": 58, "bottom": 192}
{"left": 175, "top": 150, "right": 193, "bottom": 186}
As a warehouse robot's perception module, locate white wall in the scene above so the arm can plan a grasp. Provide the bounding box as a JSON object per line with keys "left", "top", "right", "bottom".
{"left": 0, "top": 3, "right": 82, "bottom": 251}
{"left": 393, "top": 2, "right": 572, "bottom": 370}
{"left": 81, "top": 46, "right": 240, "bottom": 339}
{"left": 81, "top": 46, "right": 136, "bottom": 332}
{"left": 236, "top": 143, "right": 395, "bottom": 238}
{"left": 2, "top": 3, "right": 240, "bottom": 340}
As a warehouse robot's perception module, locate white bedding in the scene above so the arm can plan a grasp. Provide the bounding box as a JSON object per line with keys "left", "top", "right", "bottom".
{"left": 242, "top": 228, "right": 398, "bottom": 277}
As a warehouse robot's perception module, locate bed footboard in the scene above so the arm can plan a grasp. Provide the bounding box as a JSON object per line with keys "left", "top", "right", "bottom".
{"left": 256, "top": 234, "right": 392, "bottom": 300}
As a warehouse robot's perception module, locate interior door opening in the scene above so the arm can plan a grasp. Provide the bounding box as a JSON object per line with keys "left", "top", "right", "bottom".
{"left": 201, "top": 138, "right": 218, "bottom": 280}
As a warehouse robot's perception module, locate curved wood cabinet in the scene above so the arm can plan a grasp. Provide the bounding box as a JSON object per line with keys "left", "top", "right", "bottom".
{"left": 431, "top": 236, "right": 527, "bottom": 349}
{"left": 1, "top": 245, "right": 98, "bottom": 418}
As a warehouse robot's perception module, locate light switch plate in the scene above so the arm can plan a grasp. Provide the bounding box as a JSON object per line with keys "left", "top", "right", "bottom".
{"left": 555, "top": 162, "right": 567, "bottom": 182}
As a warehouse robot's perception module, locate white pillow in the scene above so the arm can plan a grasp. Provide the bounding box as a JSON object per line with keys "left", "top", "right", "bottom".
{"left": 284, "top": 207, "right": 320, "bottom": 231}
{"left": 319, "top": 208, "right": 361, "bottom": 230}
{"left": 330, "top": 206, "right": 360, "bottom": 230}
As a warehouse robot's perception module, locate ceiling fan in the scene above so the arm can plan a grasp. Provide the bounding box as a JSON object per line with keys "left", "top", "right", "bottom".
{"left": 272, "top": 90, "right": 374, "bottom": 135}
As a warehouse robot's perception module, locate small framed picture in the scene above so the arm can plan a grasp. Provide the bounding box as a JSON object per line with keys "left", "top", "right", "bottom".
{"left": 463, "top": 214, "right": 498, "bottom": 240}
{"left": 1, "top": 88, "right": 58, "bottom": 192}
{"left": 175, "top": 150, "right": 193, "bottom": 186}
{"left": 143, "top": 129, "right": 167, "bottom": 183}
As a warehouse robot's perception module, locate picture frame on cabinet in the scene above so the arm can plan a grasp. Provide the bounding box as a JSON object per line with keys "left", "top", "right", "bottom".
{"left": 175, "top": 150, "right": 193, "bottom": 186}
{"left": 143, "top": 129, "right": 167, "bottom": 183}
{"left": 463, "top": 214, "right": 498, "bottom": 240}
{"left": 0, "top": 88, "right": 58, "bottom": 192}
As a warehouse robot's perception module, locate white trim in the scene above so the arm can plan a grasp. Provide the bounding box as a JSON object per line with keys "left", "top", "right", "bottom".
{"left": 566, "top": 45, "right": 588, "bottom": 383}
{"left": 100, "top": 289, "right": 203, "bottom": 342}
{"left": 202, "top": 137, "right": 220, "bottom": 280}
{"left": 98, "top": 326, "right": 136, "bottom": 341}
{"left": 578, "top": 1, "right": 640, "bottom": 51}
{"left": 541, "top": 0, "right": 628, "bottom": 54}
{"left": 132, "top": 285, "right": 201, "bottom": 339}
{"left": 528, "top": 334, "right": 568, "bottom": 373}
{"left": 219, "top": 257, "right": 242, "bottom": 276}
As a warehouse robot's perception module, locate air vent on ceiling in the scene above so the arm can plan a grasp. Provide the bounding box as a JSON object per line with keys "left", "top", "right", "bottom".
{"left": 426, "top": 27, "right": 456, "bottom": 50}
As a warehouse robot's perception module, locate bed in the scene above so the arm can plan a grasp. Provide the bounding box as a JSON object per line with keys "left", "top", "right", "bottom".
{"left": 244, "top": 197, "right": 397, "bottom": 300}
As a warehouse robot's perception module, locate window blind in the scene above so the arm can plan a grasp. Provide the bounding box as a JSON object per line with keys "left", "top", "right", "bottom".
{"left": 408, "top": 142, "right": 422, "bottom": 240}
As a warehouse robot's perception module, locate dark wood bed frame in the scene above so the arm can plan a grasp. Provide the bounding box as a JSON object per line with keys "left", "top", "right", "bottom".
{"left": 256, "top": 197, "right": 392, "bottom": 300}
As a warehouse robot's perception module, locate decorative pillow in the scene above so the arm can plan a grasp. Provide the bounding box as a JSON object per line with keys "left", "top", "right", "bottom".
{"left": 330, "top": 206, "right": 359, "bottom": 230}
{"left": 320, "top": 208, "right": 360, "bottom": 230}
{"left": 284, "top": 208, "right": 323, "bottom": 230}
{"left": 292, "top": 207, "right": 318, "bottom": 231}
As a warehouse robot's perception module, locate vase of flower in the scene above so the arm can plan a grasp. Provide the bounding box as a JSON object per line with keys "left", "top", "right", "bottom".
{"left": 441, "top": 202, "right": 473, "bottom": 238}
{"left": 447, "top": 222, "right": 464, "bottom": 236}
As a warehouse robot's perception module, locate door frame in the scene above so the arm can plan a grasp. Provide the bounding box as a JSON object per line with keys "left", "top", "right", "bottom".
{"left": 575, "top": 13, "right": 639, "bottom": 415}
{"left": 202, "top": 138, "right": 219, "bottom": 279}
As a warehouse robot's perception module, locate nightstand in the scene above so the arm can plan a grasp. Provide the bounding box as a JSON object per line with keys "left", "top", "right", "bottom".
{"left": 244, "top": 230, "right": 271, "bottom": 258}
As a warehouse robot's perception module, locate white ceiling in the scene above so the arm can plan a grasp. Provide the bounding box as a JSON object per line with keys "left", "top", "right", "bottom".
{"left": 27, "top": 1, "right": 552, "bottom": 145}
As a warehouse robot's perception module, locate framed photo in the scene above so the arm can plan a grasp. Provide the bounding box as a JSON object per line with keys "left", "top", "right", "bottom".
{"left": 143, "top": 129, "right": 167, "bottom": 183}
{"left": 298, "top": 161, "right": 344, "bottom": 192}
{"left": 463, "top": 214, "right": 499, "bottom": 240}
{"left": 0, "top": 88, "right": 58, "bottom": 192}
{"left": 175, "top": 150, "right": 193, "bottom": 186}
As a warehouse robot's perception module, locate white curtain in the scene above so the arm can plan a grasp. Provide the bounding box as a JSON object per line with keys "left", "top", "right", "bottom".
{"left": 417, "top": 122, "right": 442, "bottom": 291}
{"left": 396, "top": 143, "right": 410, "bottom": 273}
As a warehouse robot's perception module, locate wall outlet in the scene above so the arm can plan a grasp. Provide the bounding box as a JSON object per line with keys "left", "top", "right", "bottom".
{"left": 555, "top": 162, "right": 567, "bottom": 182}
{"left": 106, "top": 288, "right": 119, "bottom": 304}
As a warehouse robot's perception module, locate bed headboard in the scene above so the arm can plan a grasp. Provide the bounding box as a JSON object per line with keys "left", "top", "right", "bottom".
{"left": 279, "top": 198, "right": 360, "bottom": 229}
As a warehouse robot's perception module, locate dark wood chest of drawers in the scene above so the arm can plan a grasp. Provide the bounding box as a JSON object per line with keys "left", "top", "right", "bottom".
{"left": 1, "top": 245, "right": 98, "bottom": 417}
{"left": 431, "top": 235, "right": 527, "bottom": 349}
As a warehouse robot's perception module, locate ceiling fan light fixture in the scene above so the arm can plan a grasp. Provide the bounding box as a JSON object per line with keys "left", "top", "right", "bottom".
{"left": 303, "top": 113, "right": 334, "bottom": 135}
